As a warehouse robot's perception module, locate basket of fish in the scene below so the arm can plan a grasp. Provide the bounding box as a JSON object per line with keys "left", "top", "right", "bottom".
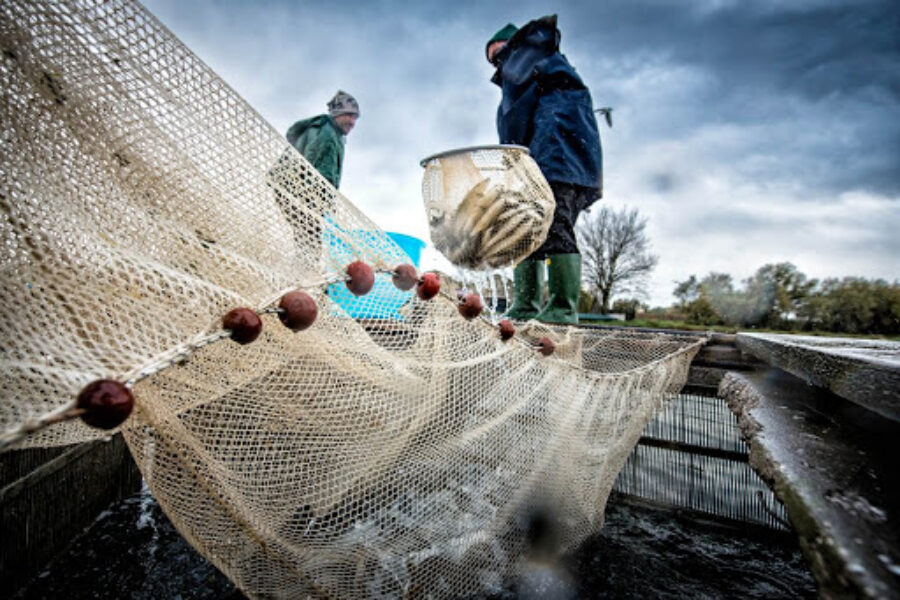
{"left": 420, "top": 145, "right": 554, "bottom": 269}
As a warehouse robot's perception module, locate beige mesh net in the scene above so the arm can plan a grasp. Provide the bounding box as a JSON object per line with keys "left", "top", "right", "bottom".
{"left": 0, "top": 1, "right": 705, "bottom": 598}
{"left": 421, "top": 146, "right": 554, "bottom": 269}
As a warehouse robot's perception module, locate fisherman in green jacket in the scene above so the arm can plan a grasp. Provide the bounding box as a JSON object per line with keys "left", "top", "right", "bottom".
{"left": 286, "top": 90, "right": 360, "bottom": 189}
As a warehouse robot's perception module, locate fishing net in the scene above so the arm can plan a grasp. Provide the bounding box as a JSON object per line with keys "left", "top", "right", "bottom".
{"left": 0, "top": 1, "right": 705, "bottom": 597}
{"left": 421, "top": 146, "right": 554, "bottom": 269}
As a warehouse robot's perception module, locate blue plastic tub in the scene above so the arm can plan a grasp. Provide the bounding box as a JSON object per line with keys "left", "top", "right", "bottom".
{"left": 327, "top": 230, "right": 426, "bottom": 320}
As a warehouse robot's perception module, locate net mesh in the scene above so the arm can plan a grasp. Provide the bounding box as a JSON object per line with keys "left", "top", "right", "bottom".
{"left": 422, "top": 147, "right": 554, "bottom": 269}
{"left": 0, "top": 1, "right": 705, "bottom": 597}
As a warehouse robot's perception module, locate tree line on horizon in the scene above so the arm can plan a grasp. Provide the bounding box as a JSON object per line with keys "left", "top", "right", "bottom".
{"left": 572, "top": 206, "right": 897, "bottom": 335}
{"left": 665, "top": 262, "right": 900, "bottom": 335}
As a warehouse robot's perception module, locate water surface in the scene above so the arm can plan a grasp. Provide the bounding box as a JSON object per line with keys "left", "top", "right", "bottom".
{"left": 15, "top": 488, "right": 815, "bottom": 599}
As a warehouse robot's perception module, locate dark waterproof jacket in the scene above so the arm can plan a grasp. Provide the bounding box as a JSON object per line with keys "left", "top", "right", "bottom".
{"left": 286, "top": 114, "right": 345, "bottom": 188}
{"left": 492, "top": 16, "right": 602, "bottom": 193}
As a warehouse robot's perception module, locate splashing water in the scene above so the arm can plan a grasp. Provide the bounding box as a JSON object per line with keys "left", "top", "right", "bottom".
{"left": 453, "top": 266, "right": 514, "bottom": 324}
{"left": 501, "top": 265, "right": 513, "bottom": 315}
{"left": 488, "top": 274, "right": 499, "bottom": 324}
{"left": 136, "top": 481, "right": 161, "bottom": 593}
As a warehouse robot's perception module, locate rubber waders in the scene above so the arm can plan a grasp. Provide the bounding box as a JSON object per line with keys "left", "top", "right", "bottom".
{"left": 505, "top": 259, "right": 545, "bottom": 320}
{"left": 535, "top": 253, "right": 581, "bottom": 324}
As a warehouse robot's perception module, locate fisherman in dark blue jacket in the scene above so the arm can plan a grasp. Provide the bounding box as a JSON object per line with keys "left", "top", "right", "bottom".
{"left": 487, "top": 15, "right": 603, "bottom": 324}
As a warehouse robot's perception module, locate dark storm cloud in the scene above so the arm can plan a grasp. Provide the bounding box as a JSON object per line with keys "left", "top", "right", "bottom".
{"left": 561, "top": 1, "right": 900, "bottom": 105}
{"left": 556, "top": 0, "right": 900, "bottom": 196}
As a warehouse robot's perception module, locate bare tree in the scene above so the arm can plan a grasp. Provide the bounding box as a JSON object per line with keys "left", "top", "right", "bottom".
{"left": 577, "top": 206, "right": 658, "bottom": 313}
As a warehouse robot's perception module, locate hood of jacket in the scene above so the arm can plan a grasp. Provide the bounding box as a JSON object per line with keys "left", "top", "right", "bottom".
{"left": 491, "top": 15, "right": 588, "bottom": 116}
{"left": 491, "top": 15, "right": 559, "bottom": 88}
{"left": 286, "top": 114, "right": 340, "bottom": 145}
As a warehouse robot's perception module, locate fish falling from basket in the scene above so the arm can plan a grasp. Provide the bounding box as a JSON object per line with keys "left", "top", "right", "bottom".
{"left": 421, "top": 145, "right": 555, "bottom": 269}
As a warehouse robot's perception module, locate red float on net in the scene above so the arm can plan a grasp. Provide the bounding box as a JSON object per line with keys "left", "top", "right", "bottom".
{"left": 279, "top": 290, "right": 317, "bottom": 331}
{"left": 77, "top": 379, "right": 135, "bottom": 430}
{"left": 458, "top": 293, "right": 483, "bottom": 320}
{"left": 417, "top": 272, "right": 440, "bottom": 300}
{"left": 392, "top": 264, "right": 418, "bottom": 291}
{"left": 499, "top": 319, "right": 515, "bottom": 341}
{"left": 537, "top": 337, "right": 556, "bottom": 356}
{"left": 346, "top": 261, "right": 375, "bottom": 296}
{"left": 223, "top": 307, "right": 263, "bottom": 344}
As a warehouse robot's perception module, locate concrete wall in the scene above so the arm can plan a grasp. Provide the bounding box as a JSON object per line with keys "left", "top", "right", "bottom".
{"left": 0, "top": 435, "right": 142, "bottom": 593}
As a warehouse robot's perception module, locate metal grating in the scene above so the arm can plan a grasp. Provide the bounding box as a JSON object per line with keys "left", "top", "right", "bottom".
{"left": 613, "top": 393, "right": 790, "bottom": 530}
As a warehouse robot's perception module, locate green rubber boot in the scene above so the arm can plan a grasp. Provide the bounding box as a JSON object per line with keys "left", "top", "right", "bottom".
{"left": 505, "top": 259, "right": 545, "bottom": 321}
{"left": 535, "top": 253, "right": 581, "bottom": 325}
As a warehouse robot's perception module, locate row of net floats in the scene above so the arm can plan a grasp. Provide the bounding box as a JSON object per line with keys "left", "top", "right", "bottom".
{"left": 1, "top": 261, "right": 557, "bottom": 448}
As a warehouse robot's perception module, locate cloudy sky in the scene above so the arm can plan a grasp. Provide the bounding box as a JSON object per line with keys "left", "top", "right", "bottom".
{"left": 142, "top": 0, "right": 899, "bottom": 307}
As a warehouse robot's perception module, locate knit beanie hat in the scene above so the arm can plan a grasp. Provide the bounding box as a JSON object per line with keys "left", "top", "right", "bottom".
{"left": 485, "top": 23, "right": 518, "bottom": 60}
{"left": 327, "top": 90, "right": 360, "bottom": 117}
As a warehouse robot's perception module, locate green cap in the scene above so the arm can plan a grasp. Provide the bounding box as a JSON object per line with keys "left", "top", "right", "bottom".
{"left": 485, "top": 23, "right": 518, "bottom": 60}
